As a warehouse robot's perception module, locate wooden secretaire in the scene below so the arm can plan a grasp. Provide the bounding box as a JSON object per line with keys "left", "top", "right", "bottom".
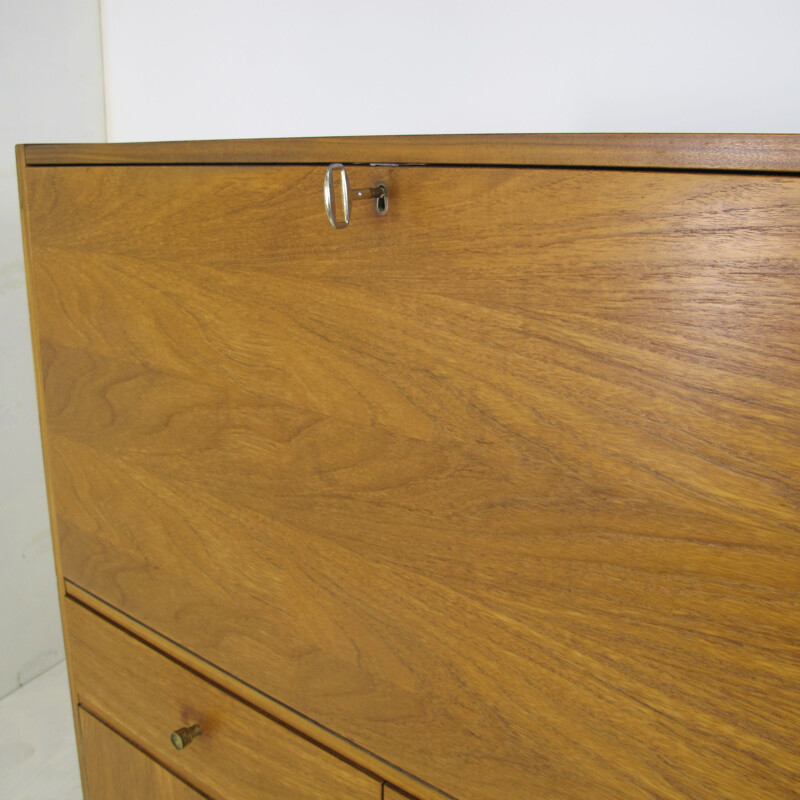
{"left": 17, "top": 135, "right": 800, "bottom": 800}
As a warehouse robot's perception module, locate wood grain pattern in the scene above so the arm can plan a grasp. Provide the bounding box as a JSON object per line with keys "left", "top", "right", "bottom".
{"left": 15, "top": 145, "right": 90, "bottom": 800}
{"left": 79, "top": 709, "right": 207, "bottom": 800}
{"left": 65, "top": 581, "right": 441, "bottom": 800}
{"left": 22, "top": 133, "right": 800, "bottom": 172}
{"left": 24, "top": 161, "right": 800, "bottom": 800}
{"left": 66, "top": 600, "right": 381, "bottom": 800}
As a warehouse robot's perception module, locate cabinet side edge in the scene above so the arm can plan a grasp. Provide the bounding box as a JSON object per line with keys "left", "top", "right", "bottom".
{"left": 16, "top": 147, "right": 90, "bottom": 800}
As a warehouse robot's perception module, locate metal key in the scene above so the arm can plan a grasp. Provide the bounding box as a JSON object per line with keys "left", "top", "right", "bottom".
{"left": 324, "top": 163, "right": 388, "bottom": 229}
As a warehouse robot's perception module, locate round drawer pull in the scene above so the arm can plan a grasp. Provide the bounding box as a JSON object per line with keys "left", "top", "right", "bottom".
{"left": 170, "top": 724, "right": 202, "bottom": 750}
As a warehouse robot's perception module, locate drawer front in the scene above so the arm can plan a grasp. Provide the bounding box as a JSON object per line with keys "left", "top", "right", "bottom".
{"left": 27, "top": 164, "right": 800, "bottom": 799}
{"left": 65, "top": 600, "right": 380, "bottom": 800}
{"left": 80, "top": 709, "right": 206, "bottom": 800}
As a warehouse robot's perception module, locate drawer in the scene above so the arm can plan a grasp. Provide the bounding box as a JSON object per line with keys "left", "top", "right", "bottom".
{"left": 79, "top": 708, "right": 205, "bottom": 800}
{"left": 65, "top": 599, "right": 380, "bottom": 800}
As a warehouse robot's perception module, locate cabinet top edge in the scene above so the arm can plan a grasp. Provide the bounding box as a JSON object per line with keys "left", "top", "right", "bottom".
{"left": 19, "top": 133, "right": 800, "bottom": 172}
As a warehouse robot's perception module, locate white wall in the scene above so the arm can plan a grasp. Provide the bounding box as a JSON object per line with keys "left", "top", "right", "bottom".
{"left": 0, "top": 0, "right": 106, "bottom": 700}
{"left": 102, "top": 0, "right": 800, "bottom": 142}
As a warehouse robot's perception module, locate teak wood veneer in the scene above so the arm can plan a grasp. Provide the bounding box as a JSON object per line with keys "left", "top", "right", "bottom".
{"left": 17, "top": 134, "right": 800, "bottom": 800}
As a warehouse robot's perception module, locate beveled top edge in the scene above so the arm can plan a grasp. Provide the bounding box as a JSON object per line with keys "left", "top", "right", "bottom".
{"left": 20, "top": 133, "right": 800, "bottom": 172}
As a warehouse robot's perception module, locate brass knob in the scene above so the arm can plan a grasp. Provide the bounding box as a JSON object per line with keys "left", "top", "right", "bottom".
{"left": 170, "top": 724, "right": 202, "bottom": 750}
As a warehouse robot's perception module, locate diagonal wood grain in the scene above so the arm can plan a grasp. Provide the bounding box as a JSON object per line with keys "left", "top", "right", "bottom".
{"left": 25, "top": 163, "right": 800, "bottom": 800}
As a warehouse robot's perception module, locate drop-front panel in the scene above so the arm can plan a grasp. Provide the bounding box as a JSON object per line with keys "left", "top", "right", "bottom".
{"left": 20, "top": 141, "right": 800, "bottom": 800}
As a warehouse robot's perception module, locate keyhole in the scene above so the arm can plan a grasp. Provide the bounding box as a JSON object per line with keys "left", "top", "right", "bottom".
{"left": 376, "top": 183, "right": 389, "bottom": 216}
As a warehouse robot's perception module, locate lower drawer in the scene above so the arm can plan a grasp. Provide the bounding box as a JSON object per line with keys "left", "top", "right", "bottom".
{"left": 79, "top": 708, "right": 206, "bottom": 800}
{"left": 65, "top": 599, "right": 381, "bottom": 800}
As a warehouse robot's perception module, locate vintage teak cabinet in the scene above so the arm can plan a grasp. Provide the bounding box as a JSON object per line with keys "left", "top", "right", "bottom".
{"left": 17, "top": 135, "right": 800, "bottom": 800}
